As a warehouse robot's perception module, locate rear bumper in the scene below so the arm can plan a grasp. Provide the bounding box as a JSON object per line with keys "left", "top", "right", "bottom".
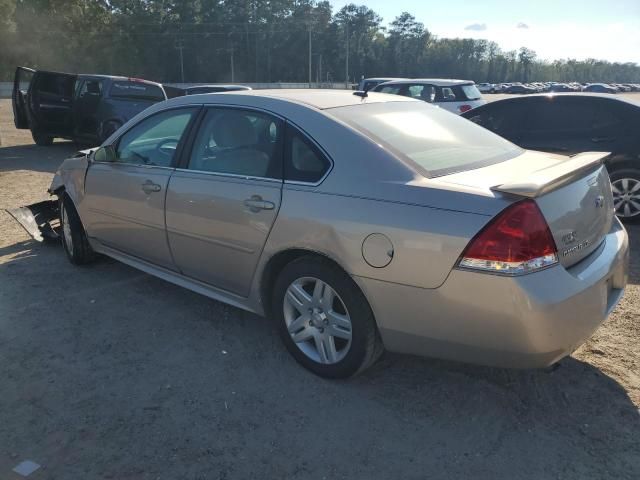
{"left": 355, "top": 219, "right": 629, "bottom": 368}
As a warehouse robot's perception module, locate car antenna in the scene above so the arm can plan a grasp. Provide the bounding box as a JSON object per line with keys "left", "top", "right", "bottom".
{"left": 353, "top": 90, "right": 368, "bottom": 98}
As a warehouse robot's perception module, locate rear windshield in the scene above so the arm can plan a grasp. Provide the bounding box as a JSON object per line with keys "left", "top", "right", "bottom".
{"left": 438, "top": 84, "right": 481, "bottom": 102}
{"left": 109, "top": 81, "right": 165, "bottom": 101}
{"left": 460, "top": 84, "right": 481, "bottom": 100}
{"left": 329, "top": 101, "right": 522, "bottom": 177}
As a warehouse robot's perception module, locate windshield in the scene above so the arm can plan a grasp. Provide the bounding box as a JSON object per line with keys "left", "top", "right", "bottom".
{"left": 109, "top": 81, "right": 165, "bottom": 101}
{"left": 329, "top": 101, "right": 522, "bottom": 177}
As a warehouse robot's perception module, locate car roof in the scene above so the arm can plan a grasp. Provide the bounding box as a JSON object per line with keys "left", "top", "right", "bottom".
{"left": 362, "top": 77, "right": 407, "bottom": 82}
{"left": 465, "top": 92, "right": 640, "bottom": 110}
{"left": 184, "top": 89, "right": 418, "bottom": 110}
{"left": 378, "top": 78, "right": 474, "bottom": 86}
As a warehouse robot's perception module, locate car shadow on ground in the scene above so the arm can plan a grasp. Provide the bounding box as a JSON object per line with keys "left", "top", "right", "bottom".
{"left": 0, "top": 141, "right": 80, "bottom": 173}
{"left": 0, "top": 238, "right": 638, "bottom": 479}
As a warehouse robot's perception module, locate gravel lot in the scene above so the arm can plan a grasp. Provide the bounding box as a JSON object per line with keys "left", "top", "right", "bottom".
{"left": 0, "top": 97, "right": 639, "bottom": 479}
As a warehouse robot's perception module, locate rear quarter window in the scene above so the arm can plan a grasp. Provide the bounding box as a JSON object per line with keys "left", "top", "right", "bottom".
{"left": 109, "top": 81, "right": 165, "bottom": 101}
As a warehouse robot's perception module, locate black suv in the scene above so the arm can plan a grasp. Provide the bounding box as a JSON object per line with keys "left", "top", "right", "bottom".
{"left": 12, "top": 67, "right": 168, "bottom": 146}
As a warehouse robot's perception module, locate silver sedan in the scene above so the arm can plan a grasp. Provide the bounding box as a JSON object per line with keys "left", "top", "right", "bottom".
{"left": 50, "top": 90, "right": 629, "bottom": 378}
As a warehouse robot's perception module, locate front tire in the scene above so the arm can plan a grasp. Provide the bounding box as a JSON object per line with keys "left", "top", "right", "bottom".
{"left": 271, "top": 256, "right": 383, "bottom": 378}
{"left": 610, "top": 167, "right": 640, "bottom": 223}
{"left": 59, "top": 194, "right": 96, "bottom": 265}
{"left": 32, "top": 131, "right": 53, "bottom": 146}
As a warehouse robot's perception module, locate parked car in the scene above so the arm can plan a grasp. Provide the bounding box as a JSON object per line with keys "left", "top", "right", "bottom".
{"left": 372, "top": 79, "right": 486, "bottom": 114}
{"left": 357, "top": 77, "right": 407, "bottom": 92}
{"left": 49, "top": 90, "right": 628, "bottom": 378}
{"left": 477, "top": 83, "right": 498, "bottom": 93}
{"left": 12, "top": 67, "right": 169, "bottom": 146}
{"left": 504, "top": 84, "right": 537, "bottom": 94}
{"left": 548, "top": 83, "right": 573, "bottom": 92}
{"left": 462, "top": 93, "right": 640, "bottom": 221}
{"left": 183, "top": 85, "right": 252, "bottom": 95}
{"left": 583, "top": 83, "right": 618, "bottom": 94}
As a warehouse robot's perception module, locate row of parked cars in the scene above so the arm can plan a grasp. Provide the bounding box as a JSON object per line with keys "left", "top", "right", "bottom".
{"left": 478, "top": 81, "right": 640, "bottom": 94}
{"left": 10, "top": 66, "right": 635, "bottom": 378}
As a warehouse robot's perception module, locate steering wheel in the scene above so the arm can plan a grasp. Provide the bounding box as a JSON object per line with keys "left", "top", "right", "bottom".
{"left": 156, "top": 138, "right": 179, "bottom": 158}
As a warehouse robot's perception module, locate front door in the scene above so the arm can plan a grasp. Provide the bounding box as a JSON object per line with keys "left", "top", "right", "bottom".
{"left": 27, "top": 70, "right": 78, "bottom": 137}
{"left": 83, "top": 107, "right": 198, "bottom": 268}
{"left": 12, "top": 66, "right": 35, "bottom": 129}
{"left": 165, "top": 107, "right": 284, "bottom": 296}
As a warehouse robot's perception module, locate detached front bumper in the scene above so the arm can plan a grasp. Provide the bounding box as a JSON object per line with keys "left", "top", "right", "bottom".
{"left": 355, "top": 219, "right": 629, "bottom": 368}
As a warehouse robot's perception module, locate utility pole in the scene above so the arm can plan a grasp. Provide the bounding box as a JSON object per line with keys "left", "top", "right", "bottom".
{"left": 345, "top": 23, "right": 349, "bottom": 88}
{"left": 230, "top": 47, "right": 235, "bottom": 82}
{"left": 228, "top": 33, "right": 235, "bottom": 83}
{"left": 175, "top": 37, "right": 185, "bottom": 83}
{"left": 308, "top": 25, "right": 312, "bottom": 88}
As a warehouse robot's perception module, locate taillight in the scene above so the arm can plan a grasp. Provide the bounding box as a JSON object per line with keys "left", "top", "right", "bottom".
{"left": 459, "top": 104, "right": 472, "bottom": 113}
{"left": 457, "top": 199, "right": 558, "bottom": 275}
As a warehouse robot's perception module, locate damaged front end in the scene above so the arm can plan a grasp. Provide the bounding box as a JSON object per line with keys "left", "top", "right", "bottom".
{"left": 6, "top": 148, "right": 94, "bottom": 242}
{"left": 6, "top": 200, "right": 60, "bottom": 242}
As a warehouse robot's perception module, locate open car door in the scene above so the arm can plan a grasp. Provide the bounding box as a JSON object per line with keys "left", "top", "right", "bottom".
{"left": 27, "top": 70, "right": 78, "bottom": 139}
{"left": 12, "top": 66, "right": 35, "bottom": 129}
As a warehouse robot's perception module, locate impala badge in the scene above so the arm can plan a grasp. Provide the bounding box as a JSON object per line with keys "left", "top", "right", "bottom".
{"left": 595, "top": 195, "right": 605, "bottom": 208}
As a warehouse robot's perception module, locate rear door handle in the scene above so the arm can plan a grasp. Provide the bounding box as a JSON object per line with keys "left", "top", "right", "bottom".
{"left": 141, "top": 180, "right": 161, "bottom": 194}
{"left": 591, "top": 136, "right": 615, "bottom": 143}
{"left": 244, "top": 196, "right": 275, "bottom": 212}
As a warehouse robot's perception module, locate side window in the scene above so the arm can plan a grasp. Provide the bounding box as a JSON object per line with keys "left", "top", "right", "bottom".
{"left": 407, "top": 84, "right": 435, "bottom": 102}
{"left": 284, "top": 125, "right": 331, "bottom": 184}
{"left": 379, "top": 85, "right": 401, "bottom": 95}
{"left": 188, "top": 108, "right": 283, "bottom": 179}
{"left": 440, "top": 87, "right": 457, "bottom": 101}
{"left": 79, "top": 79, "right": 103, "bottom": 97}
{"left": 115, "top": 108, "right": 196, "bottom": 167}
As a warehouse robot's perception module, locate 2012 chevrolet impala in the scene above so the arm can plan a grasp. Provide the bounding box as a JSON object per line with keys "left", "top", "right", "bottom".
{"left": 49, "top": 90, "right": 629, "bottom": 378}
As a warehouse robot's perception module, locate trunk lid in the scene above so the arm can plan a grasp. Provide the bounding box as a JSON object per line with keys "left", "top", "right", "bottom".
{"left": 438, "top": 150, "right": 614, "bottom": 268}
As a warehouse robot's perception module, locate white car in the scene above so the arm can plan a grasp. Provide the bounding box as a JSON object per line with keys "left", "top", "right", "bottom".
{"left": 372, "top": 79, "right": 487, "bottom": 114}
{"left": 477, "top": 82, "right": 498, "bottom": 93}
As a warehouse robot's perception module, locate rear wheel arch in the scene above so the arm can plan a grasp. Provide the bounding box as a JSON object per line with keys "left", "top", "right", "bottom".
{"left": 260, "top": 249, "right": 355, "bottom": 317}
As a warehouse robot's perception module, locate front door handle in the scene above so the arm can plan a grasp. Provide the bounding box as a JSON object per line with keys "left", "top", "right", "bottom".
{"left": 591, "top": 136, "right": 615, "bottom": 143}
{"left": 141, "top": 180, "right": 161, "bottom": 194}
{"left": 244, "top": 195, "right": 275, "bottom": 212}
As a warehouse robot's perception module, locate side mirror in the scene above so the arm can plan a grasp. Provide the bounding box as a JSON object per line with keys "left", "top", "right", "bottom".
{"left": 93, "top": 145, "right": 116, "bottom": 162}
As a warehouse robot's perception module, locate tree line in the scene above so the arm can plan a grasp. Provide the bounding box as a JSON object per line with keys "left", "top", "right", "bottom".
{"left": 1, "top": 0, "right": 639, "bottom": 85}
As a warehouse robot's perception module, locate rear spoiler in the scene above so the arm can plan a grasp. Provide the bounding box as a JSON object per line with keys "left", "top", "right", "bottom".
{"left": 491, "top": 151, "right": 609, "bottom": 198}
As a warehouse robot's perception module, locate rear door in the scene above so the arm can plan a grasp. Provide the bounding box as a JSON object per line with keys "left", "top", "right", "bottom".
{"left": 12, "top": 67, "right": 35, "bottom": 129}
{"left": 28, "top": 70, "right": 78, "bottom": 137}
{"left": 519, "top": 97, "right": 598, "bottom": 154}
{"left": 83, "top": 107, "right": 198, "bottom": 268}
{"left": 464, "top": 101, "right": 527, "bottom": 144}
{"left": 165, "top": 107, "right": 284, "bottom": 296}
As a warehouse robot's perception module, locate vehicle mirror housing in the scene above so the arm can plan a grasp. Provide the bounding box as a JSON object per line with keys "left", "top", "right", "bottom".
{"left": 93, "top": 145, "right": 116, "bottom": 162}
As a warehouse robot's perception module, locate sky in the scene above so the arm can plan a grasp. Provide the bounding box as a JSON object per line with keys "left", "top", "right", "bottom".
{"left": 331, "top": 0, "right": 640, "bottom": 64}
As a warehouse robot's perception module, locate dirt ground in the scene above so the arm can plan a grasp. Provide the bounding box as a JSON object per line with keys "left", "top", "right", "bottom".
{"left": 0, "top": 97, "right": 638, "bottom": 479}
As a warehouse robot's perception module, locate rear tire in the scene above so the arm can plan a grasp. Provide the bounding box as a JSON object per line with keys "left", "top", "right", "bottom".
{"left": 59, "top": 194, "right": 96, "bottom": 265}
{"left": 609, "top": 167, "right": 640, "bottom": 223}
{"left": 271, "top": 256, "right": 383, "bottom": 378}
{"left": 32, "top": 131, "right": 53, "bottom": 146}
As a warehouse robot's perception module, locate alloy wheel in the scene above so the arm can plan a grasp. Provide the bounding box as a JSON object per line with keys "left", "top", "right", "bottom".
{"left": 61, "top": 204, "right": 74, "bottom": 256}
{"left": 612, "top": 178, "right": 640, "bottom": 218}
{"left": 283, "top": 276, "right": 352, "bottom": 364}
